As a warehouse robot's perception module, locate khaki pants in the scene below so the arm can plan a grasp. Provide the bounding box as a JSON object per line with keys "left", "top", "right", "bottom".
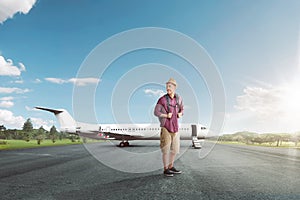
{"left": 160, "top": 127, "right": 180, "bottom": 154}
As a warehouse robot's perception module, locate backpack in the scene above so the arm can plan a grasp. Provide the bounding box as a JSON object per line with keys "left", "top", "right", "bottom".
{"left": 164, "top": 93, "right": 182, "bottom": 113}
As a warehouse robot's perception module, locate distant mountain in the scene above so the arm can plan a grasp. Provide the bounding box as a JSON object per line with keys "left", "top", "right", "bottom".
{"left": 218, "top": 131, "right": 300, "bottom": 146}
{"left": 229, "top": 131, "right": 258, "bottom": 137}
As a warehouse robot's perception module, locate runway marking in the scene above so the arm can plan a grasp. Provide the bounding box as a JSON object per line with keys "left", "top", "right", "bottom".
{"left": 10, "top": 153, "right": 52, "bottom": 157}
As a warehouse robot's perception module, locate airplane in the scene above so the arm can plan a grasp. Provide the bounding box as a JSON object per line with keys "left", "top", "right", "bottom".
{"left": 35, "top": 107, "right": 207, "bottom": 149}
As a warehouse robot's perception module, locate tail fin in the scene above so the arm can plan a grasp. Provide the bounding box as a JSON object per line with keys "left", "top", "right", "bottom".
{"left": 35, "top": 107, "right": 77, "bottom": 131}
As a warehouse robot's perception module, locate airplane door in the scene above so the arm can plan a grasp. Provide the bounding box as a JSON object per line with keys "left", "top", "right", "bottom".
{"left": 106, "top": 127, "right": 110, "bottom": 132}
{"left": 191, "top": 124, "right": 197, "bottom": 137}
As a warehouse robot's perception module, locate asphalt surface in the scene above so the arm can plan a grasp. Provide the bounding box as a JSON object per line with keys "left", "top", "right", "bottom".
{"left": 0, "top": 141, "right": 300, "bottom": 200}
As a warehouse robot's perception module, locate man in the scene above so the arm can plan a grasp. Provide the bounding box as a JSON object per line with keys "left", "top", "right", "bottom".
{"left": 154, "top": 78, "right": 184, "bottom": 177}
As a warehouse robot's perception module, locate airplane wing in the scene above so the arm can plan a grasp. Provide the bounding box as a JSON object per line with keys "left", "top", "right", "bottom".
{"left": 89, "top": 131, "right": 144, "bottom": 138}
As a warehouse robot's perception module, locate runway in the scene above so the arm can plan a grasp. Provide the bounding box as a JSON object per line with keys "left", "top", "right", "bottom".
{"left": 0, "top": 141, "right": 299, "bottom": 200}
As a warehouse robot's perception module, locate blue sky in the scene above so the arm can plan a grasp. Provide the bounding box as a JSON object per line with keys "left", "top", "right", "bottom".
{"left": 0, "top": 0, "right": 299, "bottom": 133}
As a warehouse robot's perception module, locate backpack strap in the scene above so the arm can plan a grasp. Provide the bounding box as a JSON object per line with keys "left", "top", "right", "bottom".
{"left": 165, "top": 94, "right": 170, "bottom": 113}
{"left": 165, "top": 94, "right": 181, "bottom": 113}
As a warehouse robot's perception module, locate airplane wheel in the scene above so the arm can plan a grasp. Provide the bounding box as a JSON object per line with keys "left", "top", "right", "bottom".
{"left": 124, "top": 142, "right": 129, "bottom": 146}
{"left": 119, "top": 142, "right": 125, "bottom": 147}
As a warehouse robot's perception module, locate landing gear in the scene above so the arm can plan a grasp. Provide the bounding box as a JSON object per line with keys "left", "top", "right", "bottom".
{"left": 119, "top": 142, "right": 125, "bottom": 147}
{"left": 119, "top": 141, "right": 130, "bottom": 147}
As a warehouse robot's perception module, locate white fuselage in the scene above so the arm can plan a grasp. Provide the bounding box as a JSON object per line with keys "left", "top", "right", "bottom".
{"left": 34, "top": 107, "right": 207, "bottom": 142}
{"left": 65, "top": 122, "right": 207, "bottom": 141}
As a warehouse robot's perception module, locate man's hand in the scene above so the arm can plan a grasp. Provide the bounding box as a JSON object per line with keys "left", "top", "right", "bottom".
{"left": 160, "top": 113, "right": 173, "bottom": 118}
{"left": 177, "top": 112, "right": 183, "bottom": 118}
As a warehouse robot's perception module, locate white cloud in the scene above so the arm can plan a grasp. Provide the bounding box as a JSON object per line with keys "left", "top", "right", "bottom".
{"left": 0, "top": 87, "right": 30, "bottom": 94}
{"left": 0, "top": 109, "right": 54, "bottom": 130}
{"left": 0, "top": 0, "right": 37, "bottom": 24}
{"left": 45, "top": 78, "right": 66, "bottom": 84}
{"left": 25, "top": 106, "right": 34, "bottom": 111}
{"left": 0, "top": 109, "right": 25, "bottom": 128}
{"left": 224, "top": 80, "right": 300, "bottom": 133}
{"left": 144, "top": 89, "right": 165, "bottom": 97}
{"left": 18, "top": 62, "right": 26, "bottom": 71}
{"left": 33, "top": 78, "right": 42, "bottom": 83}
{"left": 11, "top": 80, "right": 24, "bottom": 84}
{"left": 0, "top": 100, "right": 14, "bottom": 108}
{"left": 0, "top": 55, "right": 26, "bottom": 76}
{"left": 68, "top": 78, "right": 100, "bottom": 86}
{"left": 0, "top": 97, "right": 15, "bottom": 108}
{"left": 235, "top": 86, "right": 282, "bottom": 117}
{"left": 45, "top": 77, "right": 100, "bottom": 86}
{"left": 31, "top": 117, "right": 55, "bottom": 131}
{"left": 0, "top": 96, "right": 13, "bottom": 101}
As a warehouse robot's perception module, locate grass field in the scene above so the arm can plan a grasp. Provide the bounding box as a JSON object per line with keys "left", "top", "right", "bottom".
{"left": 216, "top": 140, "right": 300, "bottom": 148}
{"left": 0, "top": 139, "right": 83, "bottom": 150}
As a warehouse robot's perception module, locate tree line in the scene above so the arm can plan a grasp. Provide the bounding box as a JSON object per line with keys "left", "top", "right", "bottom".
{"left": 217, "top": 131, "right": 300, "bottom": 147}
{"left": 0, "top": 118, "right": 80, "bottom": 145}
